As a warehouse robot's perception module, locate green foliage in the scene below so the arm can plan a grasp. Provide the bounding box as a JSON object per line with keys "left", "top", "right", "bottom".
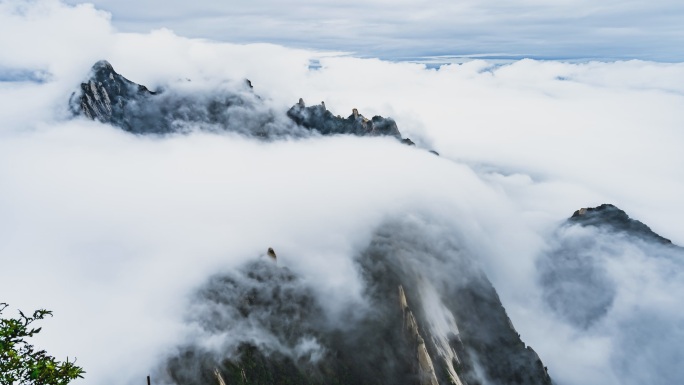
{"left": 0, "top": 303, "right": 84, "bottom": 385}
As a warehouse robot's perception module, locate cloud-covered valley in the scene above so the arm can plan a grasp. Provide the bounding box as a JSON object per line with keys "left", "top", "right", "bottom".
{"left": 1, "top": 2, "right": 683, "bottom": 385}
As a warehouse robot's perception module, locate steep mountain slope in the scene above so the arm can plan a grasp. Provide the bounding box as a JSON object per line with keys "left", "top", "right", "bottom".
{"left": 157, "top": 218, "right": 552, "bottom": 385}
{"left": 69, "top": 60, "right": 156, "bottom": 128}
{"left": 539, "top": 204, "right": 681, "bottom": 329}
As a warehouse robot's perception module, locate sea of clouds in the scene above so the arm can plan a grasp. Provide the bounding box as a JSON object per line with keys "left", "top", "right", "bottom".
{"left": 1, "top": 1, "right": 683, "bottom": 385}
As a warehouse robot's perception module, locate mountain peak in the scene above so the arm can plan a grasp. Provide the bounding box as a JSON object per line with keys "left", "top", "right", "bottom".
{"left": 570, "top": 204, "right": 671, "bottom": 244}
{"left": 69, "top": 60, "right": 156, "bottom": 131}
{"left": 91, "top": 59, "right": 114, "bottom": 73}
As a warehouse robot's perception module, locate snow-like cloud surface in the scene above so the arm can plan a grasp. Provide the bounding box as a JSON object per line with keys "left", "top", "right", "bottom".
{"left": 1, "top": 2, "right": 683, "bottom": 385}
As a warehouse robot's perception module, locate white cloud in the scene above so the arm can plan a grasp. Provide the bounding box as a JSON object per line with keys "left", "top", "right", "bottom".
{"left": 1, "top": 2, "right": 683, "bottom": 385}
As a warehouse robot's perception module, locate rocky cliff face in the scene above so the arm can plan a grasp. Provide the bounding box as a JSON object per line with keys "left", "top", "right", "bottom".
{"left": 69, "top": 60, "right": 156, "bottom": 128}
{"left": 70, "top": 61, "right": 413, "bottom": 144}
{"left": 399, "top": 285, "right": 442, "bottom": 385}
{"left": 157, "top": 218, "right": 552, "bottom": 385}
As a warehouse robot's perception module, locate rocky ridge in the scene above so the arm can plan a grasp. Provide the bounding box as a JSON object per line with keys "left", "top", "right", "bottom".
{"left": 570, "top": 203, "right": 672, "bottom": 244}
{"left": 287, "top": 98, "right": 408, "bottom": 140}
{"left": 71, "top": 61, "right": 416, "bottom": 145}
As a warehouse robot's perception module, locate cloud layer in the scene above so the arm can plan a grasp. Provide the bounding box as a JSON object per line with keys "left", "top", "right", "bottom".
{"left": 1, "top": 2, "right": 683, "bottom": 385}
{"left": 57, "top": 0, "right": 684, "bottom": 61}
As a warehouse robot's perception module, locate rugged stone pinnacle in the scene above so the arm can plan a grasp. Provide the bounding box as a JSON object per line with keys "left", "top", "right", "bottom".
{"left": 570, "top": 203, "right": 672, "bottom": 244}
{"left": 267, "top": 247, "right": 277, "bottom": 262}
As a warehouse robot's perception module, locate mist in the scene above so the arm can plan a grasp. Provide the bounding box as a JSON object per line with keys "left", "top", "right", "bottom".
{"left": 1, "top": 1, "right": 683, "bottom": 385}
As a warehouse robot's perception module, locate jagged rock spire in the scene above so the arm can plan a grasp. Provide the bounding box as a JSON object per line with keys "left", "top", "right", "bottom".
{"left": 286, "top": 101, "right": 402, "bottom": 139}
{"left": 267, "top": 247, "right": 277, "bottom": 262}
{"left": 70, "top": 60, "right": 155, "bottom": 130}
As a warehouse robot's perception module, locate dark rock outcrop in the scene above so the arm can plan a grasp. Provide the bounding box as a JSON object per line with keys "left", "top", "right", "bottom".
{"left": 70, "top": 61, "right": 434, "bottom": 153}
{"left": 286, "top": 99, "right": 421, "bottom": 147}
{"left": 70, "top": 61, "right": 293, "bottom": 136}
{"left": 69, "top": 60, "right": 156, "bottom": 128}
{"left": 287, "top": 99, "right": 400, "bottom": 137}
{"left": 356, "top": 220, "right": 551, "bottom": 385}
{"left": 70, "top": 61, "right": 420, "bottom": 145}
{"left": 570, "top": 204, "right": 672, "bottom": 244}
{"left": 159, "top": 218, "right": 552, "bottom": 385}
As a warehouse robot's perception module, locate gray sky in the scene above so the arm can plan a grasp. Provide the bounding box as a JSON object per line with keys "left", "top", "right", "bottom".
{"left": 62, "top": 0, "right": 684, "bottom": 61}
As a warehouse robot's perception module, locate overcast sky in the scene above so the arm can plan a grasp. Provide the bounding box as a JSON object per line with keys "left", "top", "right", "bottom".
{"left": 59, "top": 0, "right": 684, "bottom": 61}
